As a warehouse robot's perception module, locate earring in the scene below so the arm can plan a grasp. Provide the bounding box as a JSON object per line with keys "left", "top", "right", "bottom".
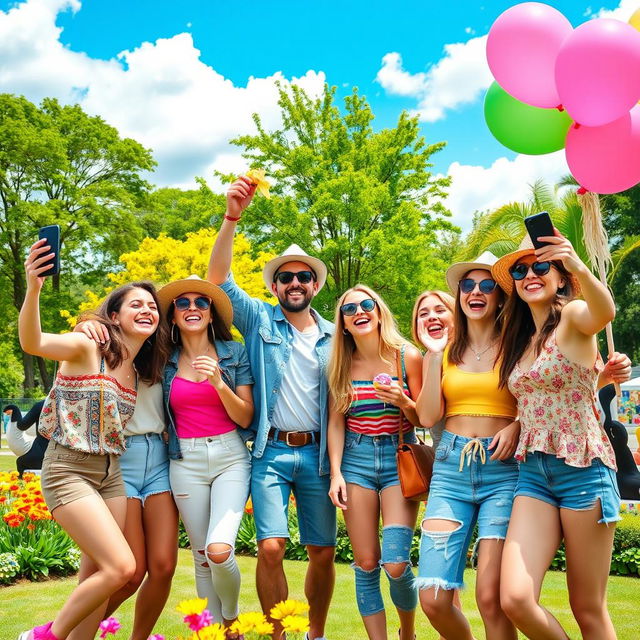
{"left": 343, "top": 329, "right": 350, "bottom": 335}
{"left": 171, "top": 324, "right": 178, "bottom": 344}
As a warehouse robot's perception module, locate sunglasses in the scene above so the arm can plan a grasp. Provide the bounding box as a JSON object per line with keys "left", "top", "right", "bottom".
{"left": 274, "top": 270, "right": 315, "bottom": 285}
{"left": 173, "top": 296, "right": 212, "bottom": 311}
{"left": 340, "top": 298, "right": 376, "bottom": 316}
{"left": 509, "top": 261, "right": 552, "bottom": 281}
{"left": 459, "top": 278, "right": 497, "bottom": 294}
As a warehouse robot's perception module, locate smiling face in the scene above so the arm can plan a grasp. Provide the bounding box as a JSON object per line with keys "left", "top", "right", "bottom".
{"left": 417, "top": 294, "right": 454, "bottom": 341}
{"left": 513, "top": 257, "right": 564, "bottom": 304}
{"left": 112, "top": 287, "right": 160, "bottom": 338}
{"left": 271, "top": 260, "right": 319, "bottom": 312}
{"left": 171, "top": 291, "right": 212, "bottom": 337}
{"left": 341, "top": 289, "right": 379, "bottom": 338}
{"left": 458, "top": 269, "right": 500, "bottom": 321}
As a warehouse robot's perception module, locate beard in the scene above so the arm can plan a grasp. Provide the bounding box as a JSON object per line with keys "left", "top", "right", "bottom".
{"left": 278, "top": 287, "right": 313, "bottom": 312}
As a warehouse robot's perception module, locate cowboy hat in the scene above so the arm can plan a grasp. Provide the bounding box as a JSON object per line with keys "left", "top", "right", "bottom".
{"left": 445, "top": 250, "right": 500, "bottom": 294}
{"left": 262, "top": 244, "right": 328, "bottom": 293}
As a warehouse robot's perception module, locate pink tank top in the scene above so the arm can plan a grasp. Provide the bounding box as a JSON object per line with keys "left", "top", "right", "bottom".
{"left": 169, "top": 377, "right": 237, "bottom": 438}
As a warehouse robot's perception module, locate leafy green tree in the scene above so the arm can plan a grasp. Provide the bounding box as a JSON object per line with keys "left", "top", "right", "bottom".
{"left": 0, "top": 94, "right": 155, "bottom": 391}
{"left": 228, "top": 84, "right": 455, "bottom": 331}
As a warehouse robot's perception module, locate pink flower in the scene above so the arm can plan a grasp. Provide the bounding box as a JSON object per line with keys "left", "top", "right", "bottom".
{"left": 184, "top": 609, "right": 214, "bottom": 631}
{"left": 148, "top": 635, "right": 165, "bottom": 640}
{"left": 99, "top": 617, "right": 121, "bottom": 638}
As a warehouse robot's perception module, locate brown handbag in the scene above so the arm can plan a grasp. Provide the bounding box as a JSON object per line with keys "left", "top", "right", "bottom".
{"left": 395, "top": 349, "right": 435, "bottom": 501}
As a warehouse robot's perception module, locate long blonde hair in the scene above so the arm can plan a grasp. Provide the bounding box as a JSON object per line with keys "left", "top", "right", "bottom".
{"left": 410, "top": 290, "right": 455, "bottom": 348}
{"left": 328, "top": 284, "right": 410, "bottom": 415}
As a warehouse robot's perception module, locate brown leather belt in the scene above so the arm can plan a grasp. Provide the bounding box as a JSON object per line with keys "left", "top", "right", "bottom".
{"left": 268, "top": 428, "right": 320, "bottom": 447}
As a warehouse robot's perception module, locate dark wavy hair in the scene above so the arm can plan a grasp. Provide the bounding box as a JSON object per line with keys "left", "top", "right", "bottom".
{"left": 497, "top": 261, "right": 575, "bottom": 389}
{"left": 81, "top": 281, "right": 170, "bottom": 385}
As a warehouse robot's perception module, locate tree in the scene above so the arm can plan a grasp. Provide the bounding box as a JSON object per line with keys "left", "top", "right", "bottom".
{"left": 0, "top": 94, "right": 155, "bottom": 391}
{"left": 228, "top": 84, "right": 455, "bottom": 331}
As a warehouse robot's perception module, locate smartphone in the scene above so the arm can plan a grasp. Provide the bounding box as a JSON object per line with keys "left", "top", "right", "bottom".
{"left": 38, "top": 225, "right": 60, "bottom": 277}
{"left": 524, "top": 211, "right": 554, "bottom": 250}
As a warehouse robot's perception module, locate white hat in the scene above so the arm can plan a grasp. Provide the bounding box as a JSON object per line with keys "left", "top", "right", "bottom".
{"left": 445, "top": 250, "right": 499, "bottom": 294}
{"left": 262, "top": 244, "right": 328, "bottom": 293}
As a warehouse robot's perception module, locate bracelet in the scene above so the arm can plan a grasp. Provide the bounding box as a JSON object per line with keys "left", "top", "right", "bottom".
{"left": 224, "top": 215, "right": 241, "bottom": 222}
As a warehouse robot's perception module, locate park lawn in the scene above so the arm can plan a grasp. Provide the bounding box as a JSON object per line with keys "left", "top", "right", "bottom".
{"left": 0, "top": 550, "right": 637, "bottom": 639}
{"left": 0, "top": 451, "right": 17, "bottom": 473}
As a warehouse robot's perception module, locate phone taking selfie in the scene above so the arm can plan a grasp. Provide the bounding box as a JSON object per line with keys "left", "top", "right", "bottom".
{"left": 38, "top": 225, "right": 61, "bottom": 277}
{"left": 524, "top": 211, "right": 554, "bottom": 250}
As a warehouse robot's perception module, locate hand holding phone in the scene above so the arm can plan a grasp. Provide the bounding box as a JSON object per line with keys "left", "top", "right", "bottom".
{"left": 524, "top": 212, "right": 554, "bottom": 250}
{"left": 37, "top": 225, "right": 60, "bottom": 277}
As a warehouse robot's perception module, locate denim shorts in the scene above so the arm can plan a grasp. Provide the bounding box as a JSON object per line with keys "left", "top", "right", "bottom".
{"left": 341, "top": 429, "right": 417, "bottom": 493}
{"left": 416, "top": 431, "right": 519, "bottom": 591}
{"left": 250, "top": 435, "right": 336, "bottom": 546}
{"left": 122, "top": 433, "right": 171, "bottom": 503}
{"left": 516, "top": 452, "right": 621, "bottom": 524}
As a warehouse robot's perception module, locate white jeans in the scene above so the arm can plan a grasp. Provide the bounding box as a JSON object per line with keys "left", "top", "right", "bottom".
{"left": 169, "top": 430, "right": 251, "bottom": 621}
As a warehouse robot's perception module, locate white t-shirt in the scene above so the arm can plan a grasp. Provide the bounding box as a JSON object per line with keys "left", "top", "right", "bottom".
{"left": 271, "top": 323, "right": 321, "bottom": 432}
{"left": 124, "top": 382, "right": 165, "bottom": 436}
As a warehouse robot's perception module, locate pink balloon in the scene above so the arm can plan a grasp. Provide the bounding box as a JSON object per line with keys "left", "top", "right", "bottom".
{"left": 556, "top": 19, "right": 640, "bottom": 127}
{"left": 487, "top": 2, "right": 572, "bottom": 108}
{"left": 565, "top": 105, "right": 640, "bottom": 194}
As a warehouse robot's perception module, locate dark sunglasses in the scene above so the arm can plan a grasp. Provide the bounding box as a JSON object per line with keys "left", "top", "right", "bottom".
{"left": 340, "top": 298, "right": 376, "bottom": 316}
{"left": 274, "top": 270, "right": 315, "bottom": 285}
{"left": 174, "top": 296, "right": 211, "bottom": 311}
{"left": 509, "top": 261, "right": 552, "bottom": 281}
{"left": 459, "top": 278, "right": 497, "bottom": 294}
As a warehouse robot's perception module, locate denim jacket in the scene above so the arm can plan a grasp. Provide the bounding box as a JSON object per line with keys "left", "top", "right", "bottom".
{"left": 220, "top": 272, "right": 334, "bottom": 475}
{"left": 163, "top": 339, "right": 254, "bottom": 460}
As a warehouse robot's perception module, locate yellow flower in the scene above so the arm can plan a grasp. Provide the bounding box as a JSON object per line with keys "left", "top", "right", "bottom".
{"left": 190, "top": 624, "right": 226, "bottom": 640}
{"left": 254, "top": 620, "right": 275, "bottom": 636}
{"left": 246, "top": 168, "right": 271, "bottom": 199}
{"left": 281, "top": 615, "right": 310, "bottom": 634}
{"left": 176, "top": 597, "right": 208, "bottom": 616}
{"left": 270, "top": 599, "right": 310, "bottom": 620}
{"left": 230, "top": 611, "right": 270, "bottom": 635}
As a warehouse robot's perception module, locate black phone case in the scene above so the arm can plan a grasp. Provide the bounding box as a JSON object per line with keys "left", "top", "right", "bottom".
{"left": 524, "top": 212, "right": 554, "bottom": 250}
{"left": 38, "top": 225, "right": 60, "bottom": 277}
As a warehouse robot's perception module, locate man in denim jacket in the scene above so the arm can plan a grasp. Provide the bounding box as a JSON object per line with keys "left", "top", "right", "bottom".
{"left": 208, "top": 176, "right": 336, "bottom": 640}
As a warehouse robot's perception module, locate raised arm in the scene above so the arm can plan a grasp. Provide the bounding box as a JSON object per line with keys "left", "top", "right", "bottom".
{"left": 207, "top": 176, "right": 256, "bottom": 284}
{"left": 19, "top": 240, "right": 93, "bottom": 363}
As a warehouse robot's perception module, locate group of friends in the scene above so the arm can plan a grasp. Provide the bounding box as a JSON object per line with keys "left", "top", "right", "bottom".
{"left": 16, "top": 175, "right": 631, "bottom": 640}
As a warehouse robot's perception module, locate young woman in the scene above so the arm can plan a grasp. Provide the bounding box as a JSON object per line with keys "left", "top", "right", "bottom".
{"left": 18, "top": 239, "right": 160, "bottom": 640}
{"left": 71, "top": 319, "right": 176, "bottom": 640}
{"left": 327, "top": 285, "right": 423, "bottom": 640}
{"left": 493, "top": 232, "right": 619, "bottom": 640}
{"left": 158, "top": 275, "right": 254, "bottom": 639}
{"left": 415, "top": 252, "right": 520, "bottom": 640}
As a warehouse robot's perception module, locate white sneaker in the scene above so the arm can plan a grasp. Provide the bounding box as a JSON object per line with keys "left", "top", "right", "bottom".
{"left": 17, "top": 633, "right": 33, "bottom": 640}
{"left": 304, "top": 635, "right": 328, "bottom": 640}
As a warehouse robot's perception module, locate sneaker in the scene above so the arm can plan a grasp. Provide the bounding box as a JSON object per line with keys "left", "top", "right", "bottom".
{"left": 304, "top": 635, "right": 328, "bottom": 640}
{"left": 17, "top": 633, "right": 32, "bottom": 640}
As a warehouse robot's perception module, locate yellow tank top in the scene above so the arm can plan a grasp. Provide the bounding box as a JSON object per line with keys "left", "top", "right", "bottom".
{"left": 442, "top": 347, "right": 517, "bottom": 419}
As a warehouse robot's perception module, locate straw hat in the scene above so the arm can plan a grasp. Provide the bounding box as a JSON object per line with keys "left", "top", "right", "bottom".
{"left": 445, "top": 250, "right": 500, "bottom": 294}
{"left": 157, "top": 275, "right": 233, "bottom": 329}
{"left": 491, "top": 235, "right": 581, "bottom": 295}
{"left": 262, "top": 244, "right": 327, "bottom": 293}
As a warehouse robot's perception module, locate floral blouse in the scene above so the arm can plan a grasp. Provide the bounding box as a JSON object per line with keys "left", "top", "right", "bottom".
{"left": 508, "top": 331, "right": 616, "bottom": 470}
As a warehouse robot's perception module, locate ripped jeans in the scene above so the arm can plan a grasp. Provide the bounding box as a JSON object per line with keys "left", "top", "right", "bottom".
{"left": 416, "top": 431, "right": 518, "bottom": 592}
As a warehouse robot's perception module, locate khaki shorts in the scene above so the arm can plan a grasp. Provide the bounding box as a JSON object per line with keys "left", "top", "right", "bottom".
{"left": 41, "top": 441, "right": 125, "bottom": 513}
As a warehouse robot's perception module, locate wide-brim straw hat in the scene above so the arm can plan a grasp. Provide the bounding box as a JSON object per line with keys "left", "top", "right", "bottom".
{"left": 262, "top": 243, "right": 327, "bottom": 293}
{"left": 157, "top": 275, "right": 233, "bottom": 329}
{"left": 445, "top": 250, "right": 500, "bottom": 294}
{"left": 491, "top": 235, "right": 581, "bottom": 295}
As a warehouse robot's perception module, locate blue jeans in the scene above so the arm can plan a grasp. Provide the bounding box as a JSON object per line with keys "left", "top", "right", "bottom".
{"left": 251, "top": 436, "right": 336, "bottom": 546}
{"left": 341, "top": 430, "right": 417, "bottom": 492}
{"left": 516, "top": 452, "right": 620, "bottom": 524}
{"left": 416, "top": 431, "right": 518, "bottom": 591}
{"left": 122, "top": 434, "right": 171, "bottom": 503}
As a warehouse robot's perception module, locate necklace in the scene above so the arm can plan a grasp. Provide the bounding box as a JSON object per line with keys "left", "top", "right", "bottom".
{"left": 468, "top": 340, "right": 497, "bottom": 361}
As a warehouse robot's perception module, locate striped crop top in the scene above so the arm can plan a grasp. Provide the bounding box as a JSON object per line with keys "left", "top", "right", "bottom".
{"left": 442, "top": 347, "right": 517, "bottom": 419}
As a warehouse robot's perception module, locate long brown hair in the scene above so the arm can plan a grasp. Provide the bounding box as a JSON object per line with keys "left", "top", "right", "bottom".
{"left": 328, "top": 284, "right": 410, "bottom": 415}
{"left": 449, "top": 269, "right": 504, "bottom": 365}
{"left": 83, "top": 281, "right": 170, "bottom": 385}
{"left": 497, "top": 261, "right": 575, "bottom": 388}
{"left": 411, "top": 290, "right": 455, "bottom": 348}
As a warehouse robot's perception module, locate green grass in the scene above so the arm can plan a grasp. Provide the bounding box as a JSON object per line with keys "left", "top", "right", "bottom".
{"left": 0, "top": 550, "right": 637, "bottom": 639}
{"left": 0, "top": 449, "right": 17, "bottom": 473}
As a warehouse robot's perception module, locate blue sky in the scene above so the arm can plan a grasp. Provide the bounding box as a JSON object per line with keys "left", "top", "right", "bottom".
{"left": 0, "top": 0, "right": 632, "bottom": 228}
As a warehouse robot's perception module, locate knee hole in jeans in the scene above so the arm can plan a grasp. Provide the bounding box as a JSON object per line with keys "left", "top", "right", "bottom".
{"left": 206, "top": 543, "right": 233, "bottom": 564}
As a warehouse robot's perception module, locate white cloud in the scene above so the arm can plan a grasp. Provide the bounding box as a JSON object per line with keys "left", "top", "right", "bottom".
{"left": 595, "top": 0, "right": 638, "bottom": 20}
{"left": 0, "top": 0, "right": 325, "bottom": 188}
{"left": 376, "top": 36, "right": 492, "bottom": 122}
{"left": 442, "top": 151, "right": 570, "bottom": 231}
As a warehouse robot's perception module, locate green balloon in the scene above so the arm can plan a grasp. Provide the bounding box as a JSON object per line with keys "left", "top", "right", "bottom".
{"left": 484, "top": 82, "right": 573, "bottom": 155}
